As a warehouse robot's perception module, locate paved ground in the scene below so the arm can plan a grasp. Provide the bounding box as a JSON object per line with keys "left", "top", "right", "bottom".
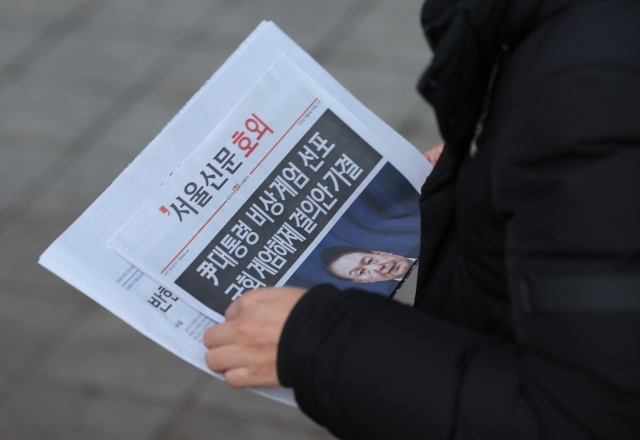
{"left": 0, "top": 0, "right": 441, "bottom": 438}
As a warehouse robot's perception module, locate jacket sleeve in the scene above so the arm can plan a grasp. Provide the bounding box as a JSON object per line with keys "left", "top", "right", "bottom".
{"left": 277, "top": 23, "right": 640, "bottom": 440}
{"left": 279, "top": 283, "right": 640, "bottom": 440}
{"left": 278, "top": 285, "right": 502, "bottom": 439}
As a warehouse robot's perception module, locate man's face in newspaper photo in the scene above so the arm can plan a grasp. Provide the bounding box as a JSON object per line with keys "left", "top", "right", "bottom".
{"left": 330, "top": 250, "right": 412, "bottom": 283}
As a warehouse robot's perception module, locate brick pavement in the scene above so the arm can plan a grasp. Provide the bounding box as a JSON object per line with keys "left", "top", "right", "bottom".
{"left": 0, "top": 0, "right": 440, "bottom": 438}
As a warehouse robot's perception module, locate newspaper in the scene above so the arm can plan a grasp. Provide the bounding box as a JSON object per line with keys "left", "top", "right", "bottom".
{"left": 39, "top": 21, "right": 432, "bottom": 405}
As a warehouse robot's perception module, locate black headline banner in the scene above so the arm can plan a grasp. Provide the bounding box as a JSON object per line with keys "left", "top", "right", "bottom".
{"left": 176, "top": 110, "right": 382, "bottom": 315}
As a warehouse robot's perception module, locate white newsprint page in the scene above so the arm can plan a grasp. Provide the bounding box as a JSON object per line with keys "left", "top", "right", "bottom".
{"left": 40, "top": 22, "right": 432, "bottom": 405}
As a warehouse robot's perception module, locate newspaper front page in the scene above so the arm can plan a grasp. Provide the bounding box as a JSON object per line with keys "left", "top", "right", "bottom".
{"left": 39, "top": 22, "right": 432, "bottom": 405}
{"left": 109, "top": 54, "right": 427, "bottom": 321}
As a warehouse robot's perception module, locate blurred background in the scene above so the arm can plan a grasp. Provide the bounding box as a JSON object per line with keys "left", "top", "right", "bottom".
{"left": 0, "top": 0, "right": 441, "bottom": 438}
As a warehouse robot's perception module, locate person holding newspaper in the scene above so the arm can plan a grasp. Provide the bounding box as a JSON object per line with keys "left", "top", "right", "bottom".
{"left": 204, "top": 0, "right": 640, "bottom": 438}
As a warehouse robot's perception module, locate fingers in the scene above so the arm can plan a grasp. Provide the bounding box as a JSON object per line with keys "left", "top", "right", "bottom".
{"left": 424, "top": 143, "right": 444, "bottom": 166}
{"left": 225, "top": 366, "right": 281, "bottom": 389}
{"left": 204, "top": 293, "right": 262, "bottom": 348}
{"left": 223, "top": 288, "right": 262, "bottom": 321}
{"left": 204, "top": 323, "right": 278, "bottom": 372}
{"left": 224, "top": 295, "right": 243, "bottom": 321}
{"left": 203, "top": 321, "right": 238, "bottom": 348}
{"left": 205, "top": 344, "right": 242, "bottom": 372}
{"left": 206, "top": 345, "right": 281, "bottom": 388}
{"left": 201, "top": 287, "right": 307, "bottom": 389}
{"left": 224, "top": 367, "right": 251, "bottom": 389}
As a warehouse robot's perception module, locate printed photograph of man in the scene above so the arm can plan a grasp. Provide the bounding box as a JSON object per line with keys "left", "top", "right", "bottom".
{"left": 321, "top": 246, "right": 417, "bottom": 283}
{"left": 284, "top": 162, "right": 421, "bottom": 297}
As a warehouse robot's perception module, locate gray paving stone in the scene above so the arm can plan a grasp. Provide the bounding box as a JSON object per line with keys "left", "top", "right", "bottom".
{"left": 161, "top": 407, "right": 334, "bottom": 440}
{"left": 0, "top": 21, "right": 41, "bottom": 68}
{"left": 24, "top": 141, "right": 146, "bottom": 221}
{"left": 0, "top": 82, "right": 111, "bottom": 143}
{"left": 147, "top": 46, "right": 236, "bottom": 111}
{"left": 27, "top": 26, "right": 169, "bottom": 90}
{"left": 90, "top": 100, "right": 182, "bottom": 158}
{"left": 334, "top": 0, "right": 428, "bottom": 60}
{"left": 0, "top": 376, "right": 172, "bottom": 440}
{"left": 40, "top": 306, "right": 201, "bottom": 403}
{"left": 326, "top": 64, "right": 428, "bottom": 132}
{"left": 87, "top": 46, "right": 238, "bottom": 155}
{"left": 0, "top": 293, "right": 78, "bottom": 386}
{"left": 1, "top": 6, "right": 176, "bottom": 99}
{"left": 0, "top": 276, "right": 86, "bottom": 304}
{"left": 317, "top": 0, "right": 434, "bottom": 138}
{"left": 210, "top": 0, "right": 362, "bottom": 49}
{"left": 0, "top": 211, "right": 77, "bottom": 284}
{"left": 91, "top": 0, "right": 227, "bottom": 33}
{"left": 0, "top": 3, "right": 57, "bottom": 28}
{"left": 323, "top": 46, "right": 427, "bottom": 83}
{"left": 0, "top": 0, "right": 85, "bottom": 20}
{"left": 196, "top": 379, "right": 331, "bottom": 436}
{"left": 0, "top": 141, "right": 61, "bottom": 208}
{"left": 400, "top": 99, "right": 443, "bottom": 152}
{"left": 15, "top": 66, "right": 129, "bottom": 101}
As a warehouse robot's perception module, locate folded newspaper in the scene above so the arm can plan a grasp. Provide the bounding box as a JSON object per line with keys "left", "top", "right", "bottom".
{"left": 39, "top": 21, "right": 432, "bottom": 406}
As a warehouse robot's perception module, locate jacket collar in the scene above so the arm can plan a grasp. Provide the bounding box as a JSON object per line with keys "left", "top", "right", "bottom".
{"left": 417, "top": 0, "right": 601, "bottom": 184}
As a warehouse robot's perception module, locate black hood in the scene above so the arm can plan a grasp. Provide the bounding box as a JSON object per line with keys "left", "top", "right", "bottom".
{"left": 417, "top": 0, "right": 604, "bottom": 169}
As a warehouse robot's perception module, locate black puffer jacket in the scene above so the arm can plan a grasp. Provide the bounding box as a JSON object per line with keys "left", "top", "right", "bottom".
{"left": 277, "top": 1, "right": 640, "bottom": 438}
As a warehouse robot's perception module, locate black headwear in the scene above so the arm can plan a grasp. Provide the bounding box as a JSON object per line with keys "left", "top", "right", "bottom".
{"left": 417, "top": 0, "right": 587, "bottom": 192}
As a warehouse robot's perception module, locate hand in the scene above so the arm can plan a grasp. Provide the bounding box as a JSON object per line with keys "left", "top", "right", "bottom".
{"left": 424, "top": 143, "right": 444, "bottom": 166}
{"left": 203, "top": 286, "right": 306, "bottom": 389}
